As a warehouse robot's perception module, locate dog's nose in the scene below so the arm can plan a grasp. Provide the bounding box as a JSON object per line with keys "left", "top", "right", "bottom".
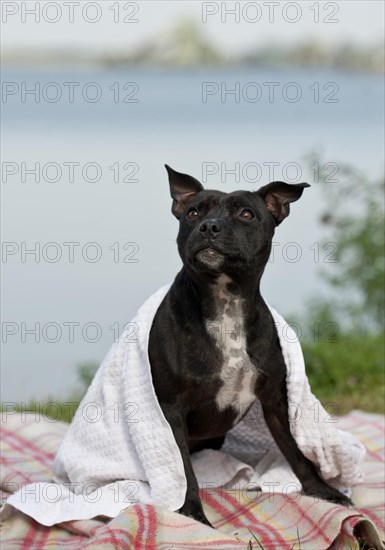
{"left": 199, "top": 219, "right": 222, "bottom": 236}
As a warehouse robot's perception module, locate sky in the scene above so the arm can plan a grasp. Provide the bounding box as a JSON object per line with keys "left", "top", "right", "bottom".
{"left": 2, "top": 1, "right": 384, "bottom": 54}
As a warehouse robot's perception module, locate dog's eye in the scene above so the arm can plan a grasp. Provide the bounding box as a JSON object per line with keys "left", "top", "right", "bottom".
{"left": 239, "top": 208, "right": 255, "bottom": 220}
{"left": 187, "top": 208, "right": 199, "bottom": 220}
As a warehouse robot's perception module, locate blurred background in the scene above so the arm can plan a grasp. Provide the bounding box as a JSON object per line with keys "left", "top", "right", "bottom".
{"left": 1, "top": 1, "right": 384, "bottom": 414}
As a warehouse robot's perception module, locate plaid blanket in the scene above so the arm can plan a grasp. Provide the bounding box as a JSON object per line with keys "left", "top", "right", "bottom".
{"left": 0, "top": 410, "right": 384, "bottom": 549}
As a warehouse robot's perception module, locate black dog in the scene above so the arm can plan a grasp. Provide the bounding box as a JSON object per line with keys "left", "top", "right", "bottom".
{"left": 148, "top": 165, "right": 351, "bottom": 527}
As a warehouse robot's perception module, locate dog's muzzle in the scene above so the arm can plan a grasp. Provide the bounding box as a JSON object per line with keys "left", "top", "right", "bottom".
{"left": 195, "top": 246, "right": 225, "bottom": 271}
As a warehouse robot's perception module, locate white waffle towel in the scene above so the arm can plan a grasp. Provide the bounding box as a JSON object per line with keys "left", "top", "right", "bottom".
{"left": 4, "top": 285, "right": 365, "bottom": 526}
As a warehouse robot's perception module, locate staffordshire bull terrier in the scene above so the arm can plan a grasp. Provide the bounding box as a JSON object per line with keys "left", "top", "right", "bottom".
{"left": 148, "top": 165, "right": 351, "bottom": 527}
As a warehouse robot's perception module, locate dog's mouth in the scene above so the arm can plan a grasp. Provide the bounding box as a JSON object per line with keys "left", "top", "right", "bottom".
{"left": 195, "top": 246, "right": 226, "bottom": 271}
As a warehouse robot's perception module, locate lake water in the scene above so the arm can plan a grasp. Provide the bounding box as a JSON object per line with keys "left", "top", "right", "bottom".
{"left": 1, "top": 65, "right": 384, "bottom": 402}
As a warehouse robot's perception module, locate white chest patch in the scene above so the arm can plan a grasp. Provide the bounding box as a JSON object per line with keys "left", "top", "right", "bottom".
{"left": 205, "top": 275, "right": 257, "bottom": 422}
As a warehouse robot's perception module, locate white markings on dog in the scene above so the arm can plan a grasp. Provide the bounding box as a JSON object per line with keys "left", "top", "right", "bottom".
{"left": 205, "top": 274, "right": 257, "bottom": 422}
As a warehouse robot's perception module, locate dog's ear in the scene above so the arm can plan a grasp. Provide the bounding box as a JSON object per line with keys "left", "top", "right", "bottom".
{"left": 165, "top": 164, "right": 204, "bottom": 219}
{"left": 257, "top": 181, "right": 310, "bottom": 225}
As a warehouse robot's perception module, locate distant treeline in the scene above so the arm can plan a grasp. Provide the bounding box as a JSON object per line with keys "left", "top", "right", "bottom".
{"left": 3, "top": 20, "right": 384, "bottom": 73}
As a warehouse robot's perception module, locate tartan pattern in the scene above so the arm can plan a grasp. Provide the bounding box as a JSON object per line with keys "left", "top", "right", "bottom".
{"left": 0, "top": 411, "right": 384, "bottom": 549}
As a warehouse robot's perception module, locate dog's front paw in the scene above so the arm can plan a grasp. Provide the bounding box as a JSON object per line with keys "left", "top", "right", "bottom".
{"left": 303, "top": 483, "right": 353, "bottom": 507}
{"left": 325, "top": 490, "right": 353, "bottom": 507}
{"left": 179, "top": 501, "right": 213, "bottom": 528}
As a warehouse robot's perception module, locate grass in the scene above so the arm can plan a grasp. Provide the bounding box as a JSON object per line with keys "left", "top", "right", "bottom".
{"left": 302, "top": 333, "right": 385, "bottom": 415}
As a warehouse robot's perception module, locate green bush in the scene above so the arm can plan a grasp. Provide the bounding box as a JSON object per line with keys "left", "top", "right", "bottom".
{"left": 302, "top": 333, "right": 384, "bottom": 414}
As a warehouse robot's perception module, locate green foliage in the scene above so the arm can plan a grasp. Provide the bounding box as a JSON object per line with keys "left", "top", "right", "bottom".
{"left": 77, "top": 361, "right": 99, "bottom": 390}
{"left": 310, "top": 158, "right": 385, "bottom": 332}
{"left": 298, "top": 156, "right": 385, "bottom": 413}
{"left": 302, "top": 333, "right": 384, "bottom": 414}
